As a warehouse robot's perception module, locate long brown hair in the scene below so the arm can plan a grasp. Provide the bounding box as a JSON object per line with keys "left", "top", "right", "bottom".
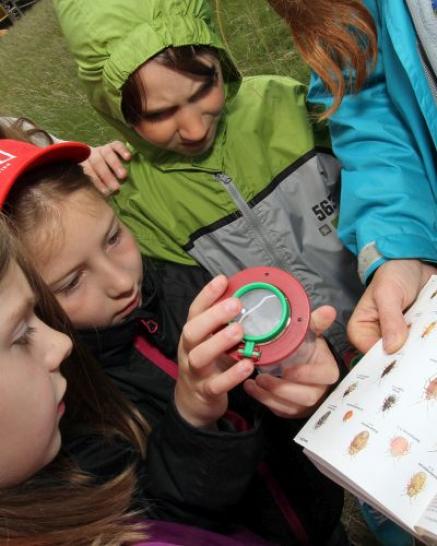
{"left": 266, "top": 0, "right": 377, "bottom": 118}
{"left": 0, "top": 150, "right": 149, "bottom": 543}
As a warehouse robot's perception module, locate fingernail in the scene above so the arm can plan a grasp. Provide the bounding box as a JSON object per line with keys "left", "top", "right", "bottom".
{"left": 225, "top": 322, "right": 241, "bottom": 338}
{"left": 224, "top": 298, "right": 240, "bottom": 313}
{"left": 117, "top": 169, "right": 126, "bottom": 177}
{"left": 384, "top": 333, "right": 402, "bottom": 353}
{"left": 239, "top": 363, "right": 253, "bottom": 376}
{"left": 211, "top": 274, "right": 226, "bottom": 290}
{"left": 256, "top": 375, "right": 268, "bottom": 387}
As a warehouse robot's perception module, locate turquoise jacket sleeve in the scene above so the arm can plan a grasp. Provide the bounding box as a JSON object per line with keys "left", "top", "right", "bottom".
{"left": 308, "top": 0, "right": 437, "bottom": 282}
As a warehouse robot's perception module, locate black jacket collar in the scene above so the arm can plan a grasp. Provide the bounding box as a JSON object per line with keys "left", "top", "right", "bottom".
{"left": 78, "top": 261, "right": 168, "bottom": 368}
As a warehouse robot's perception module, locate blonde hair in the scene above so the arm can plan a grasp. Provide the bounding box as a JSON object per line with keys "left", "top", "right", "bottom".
{"left": 266, "top": 0, "right": 377, "bottom": 118}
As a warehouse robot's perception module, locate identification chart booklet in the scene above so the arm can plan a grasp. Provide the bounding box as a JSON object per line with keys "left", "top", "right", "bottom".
{"left": 295, "top": 275, "right": 437, "bottom": 545}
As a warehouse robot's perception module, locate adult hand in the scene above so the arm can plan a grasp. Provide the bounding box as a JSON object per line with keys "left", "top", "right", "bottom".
{"left": 348, "top": 259, "right": 436, "bottom": 354}
{"left": 81, "top": 141, "right": 131, "bottom": 194}
{"left": 176, "top": 275, "right": 255, "bottom": 429}
{"left": 243, "top": 306, "right": 339, "bottom": 419}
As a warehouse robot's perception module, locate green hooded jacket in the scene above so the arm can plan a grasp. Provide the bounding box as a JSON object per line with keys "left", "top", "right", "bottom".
{"left": 54, "top": 0, "right": 362, "bottom": 358}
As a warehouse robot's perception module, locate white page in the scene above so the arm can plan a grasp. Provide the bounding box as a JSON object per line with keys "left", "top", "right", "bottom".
{"left": 417, "top": 493, "right": 437, "bottom": 542}
{"left": 296, "top": 275, "right": 437, "bottom": 532}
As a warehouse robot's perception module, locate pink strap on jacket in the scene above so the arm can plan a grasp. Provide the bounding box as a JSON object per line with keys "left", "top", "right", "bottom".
{"left": 134, "top": 331, "right": 311, "bottom": 546}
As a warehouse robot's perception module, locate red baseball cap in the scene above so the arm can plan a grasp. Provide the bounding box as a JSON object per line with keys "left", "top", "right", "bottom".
{"left": 0, "top": 139, "right": 91, "bottom": 207}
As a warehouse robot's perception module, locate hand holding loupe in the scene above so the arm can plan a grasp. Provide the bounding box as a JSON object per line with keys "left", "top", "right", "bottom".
{"left": 221, "top": 266, "right": 316, "bottom": 376}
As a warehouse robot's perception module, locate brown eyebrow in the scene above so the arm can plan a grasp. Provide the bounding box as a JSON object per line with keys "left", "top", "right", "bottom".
{"left": 48, "top": 213, "right": 118, "bottom": 291}
{"left": 144, "top": 79, "right": 214, "bottom": 117}
{"left": 6, "top": 294, "right": 37, "bottom": 338}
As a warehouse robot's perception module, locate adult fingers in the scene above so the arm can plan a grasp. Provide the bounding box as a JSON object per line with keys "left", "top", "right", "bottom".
{"left": 374, "top": 286, "right": 409, "bottom": 353}
{"left": 347, "top": 291, "right": 381, "bottom": 353}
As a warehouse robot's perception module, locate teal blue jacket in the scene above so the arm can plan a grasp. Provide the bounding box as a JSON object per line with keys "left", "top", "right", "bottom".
{"left": 309, "top": 0, "right": 437, "bottom": 282}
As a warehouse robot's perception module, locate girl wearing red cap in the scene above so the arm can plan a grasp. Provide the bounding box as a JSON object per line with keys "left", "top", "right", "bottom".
{"left": 0, "top": 213, "right": 152, "bottom": 544}
{"left": 0, "top": 118, "right": 349, "bottom": 546}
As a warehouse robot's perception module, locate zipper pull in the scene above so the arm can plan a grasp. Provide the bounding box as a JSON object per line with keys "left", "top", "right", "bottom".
{"left": 214, "top": 172, "right": 232, "bottom": 185}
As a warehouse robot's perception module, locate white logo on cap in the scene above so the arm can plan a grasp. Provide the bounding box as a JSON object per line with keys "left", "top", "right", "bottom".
{"left": 0, "top": 150, "right": 16, "bottom": 166}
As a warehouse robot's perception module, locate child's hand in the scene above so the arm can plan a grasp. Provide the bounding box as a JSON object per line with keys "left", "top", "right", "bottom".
{"left": 175, "top": 275, "right": 255, "bottom": 429}
{"left": 81, "top": 141, "right": 131, "bottom": 194}
{"left": 243, "top": 306, "right": 339, "bottom": 419}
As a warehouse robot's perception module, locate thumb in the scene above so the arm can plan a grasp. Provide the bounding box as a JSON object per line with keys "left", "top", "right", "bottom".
{"left": 310, "top": 305, "right": 336, "bottom": 336}
{"left": 377, "top": 293, "right": 409, "bottom": 353}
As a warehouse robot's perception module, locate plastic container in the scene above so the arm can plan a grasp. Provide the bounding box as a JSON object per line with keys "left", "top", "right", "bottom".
{"left": 221, "top": 266, "right": 315, "bottom": 376}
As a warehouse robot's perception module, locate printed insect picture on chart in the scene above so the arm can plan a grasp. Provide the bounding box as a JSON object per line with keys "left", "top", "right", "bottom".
{"left": 424, "top": 375, "right": 437, "bottom": 403}
{"left": 380, "top": 360, "right": 397, "bottom": 380}
{"left": 381, "top": 394, "right": 397, "bottom": 413}
{"left": 342, "top": 382, "right": 357, "bottom": 398}
{"left": 348, "top": 430, "right": 370, "bottom": 456}
{"left": 388, "top": 436, "right": 410, "bottom": 459}
{"left": 342, "top": 410, "right": 353, "bottom": 422}
{"left": 405, "top": 472, "right": 427, "bottom": 499}
{"left": 314, "top": 410, "right": 331, "bottom": 429}
{"left": 413, "top": 374, "right": 437, "bottom": 408}
{"left": 421, "top": 321, "right": 437, "bottom": 338}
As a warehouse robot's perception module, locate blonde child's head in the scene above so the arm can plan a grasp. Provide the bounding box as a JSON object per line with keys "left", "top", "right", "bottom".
{"left": 0, "top": 120, "right": 143, "bottom": 329}
{"left": 0, "top": 209, "right": 148, "bottom": 544}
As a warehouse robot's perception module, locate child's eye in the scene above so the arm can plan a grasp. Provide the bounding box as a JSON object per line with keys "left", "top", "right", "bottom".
{"left": 143, "top": 107, "right": 177, "bottom": 122}
{"left": 13, "top": 326, "right": 36, "bottom": 347}
{"left": 190, "top": 79, "right": 215, "bottom": 102}
{"left": 56, "top": 274, "right": 81, "bottom": 296}
{"left": 107, "top": 226, "right": 122, "bottom": 246}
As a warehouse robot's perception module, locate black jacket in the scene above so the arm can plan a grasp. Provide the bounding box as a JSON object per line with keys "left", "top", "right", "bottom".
{"left": 65, "top": 259, "right": 344, "bottom": 546}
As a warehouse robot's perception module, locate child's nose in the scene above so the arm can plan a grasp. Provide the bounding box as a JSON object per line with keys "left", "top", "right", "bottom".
{"left": 178, "top": 108, "right": 208, "bottom": 141}
{"left": 45, "top": 327, "right": 73, "bottom": 373}
{"left": 106, "top": 265, "right": 134, "bottom": 298}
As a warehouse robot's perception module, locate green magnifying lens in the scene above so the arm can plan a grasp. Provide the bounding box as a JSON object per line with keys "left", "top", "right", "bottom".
{"left": 221, "top": 267, "right": 314, "bottom": 375}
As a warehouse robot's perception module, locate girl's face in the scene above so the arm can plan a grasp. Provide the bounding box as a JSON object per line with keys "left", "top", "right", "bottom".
{"left": 33, "top": 189, "right": 143, "bottom": 329}
{"left": 133, "top": 56, "right": 225, "bottom": 156}
{"left": 0, "top": 260, "right": 71, "bottom": 487}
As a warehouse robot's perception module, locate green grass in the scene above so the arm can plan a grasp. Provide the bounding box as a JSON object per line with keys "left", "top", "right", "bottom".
{"left": 214, "top": 0, "right": 308, "bottom": 81}
{"left": 0, "top": 0, "right": 308, "bottom": 144}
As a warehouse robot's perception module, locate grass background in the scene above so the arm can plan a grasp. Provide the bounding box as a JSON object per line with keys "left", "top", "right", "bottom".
{"left": 0, "top": 2, "right": 380, "bottom": 544}
{"left": 0, "top": 0, "right": 308, "bottom": 144}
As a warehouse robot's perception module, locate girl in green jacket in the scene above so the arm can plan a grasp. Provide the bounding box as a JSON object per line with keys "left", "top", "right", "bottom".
{"left": 54, "top": 0, "right": 363, "bottom": 384}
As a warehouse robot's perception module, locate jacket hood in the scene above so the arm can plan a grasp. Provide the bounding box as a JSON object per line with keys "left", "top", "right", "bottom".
{"left": 54, "top": 0, "right": 241, "bottom": 160}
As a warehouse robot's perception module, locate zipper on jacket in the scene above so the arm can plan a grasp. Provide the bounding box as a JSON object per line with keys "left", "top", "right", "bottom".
{"left": 419, "top": 43, "right": 437, "bottom": 105}
{"left": 214, "top": 172, "right": 288, "bottom": 269}
{"left": 405, "top": 0, "right": 437, "bottom": 104}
